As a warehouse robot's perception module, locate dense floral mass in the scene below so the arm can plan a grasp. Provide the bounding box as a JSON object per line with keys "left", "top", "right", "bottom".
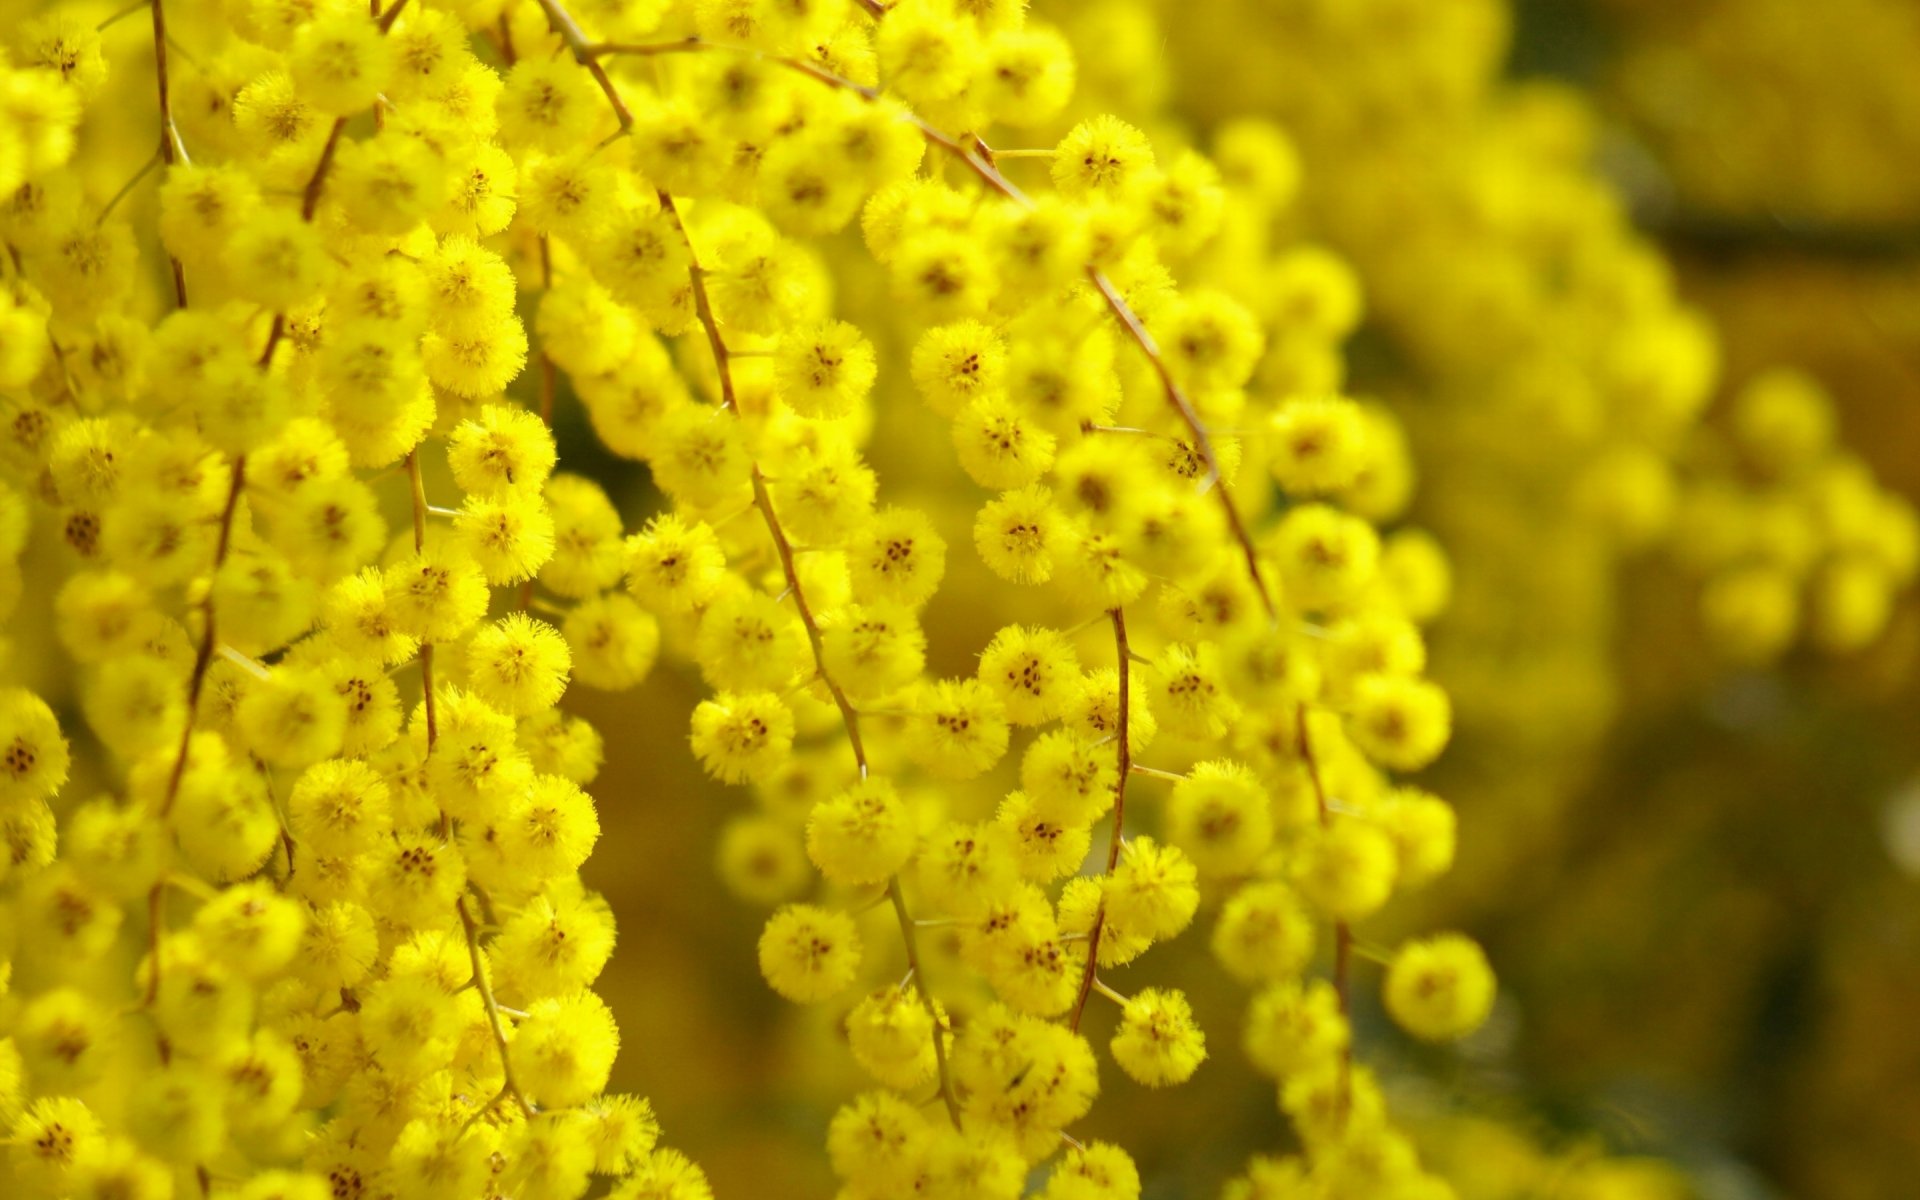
{"left": 0, "top": 0, "right": 1913, "bottom": 1198}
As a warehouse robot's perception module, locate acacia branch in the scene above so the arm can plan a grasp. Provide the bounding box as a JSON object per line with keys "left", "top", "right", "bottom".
{"left": 584, "top": 35, "right": 1274, "bottom": 615}
{"left": 150, "top": 0, "right": 187, "bottom": 306}
{"left": 546, "top": 0, "right": 962, "bottom": 1124}
{"left": 1068, "top": 607, "right": 1131, "bottom": 1032}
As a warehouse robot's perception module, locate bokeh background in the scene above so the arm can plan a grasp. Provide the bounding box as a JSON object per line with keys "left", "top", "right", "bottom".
{"left": 542, "top": 2, "right": 1920, "bottom": 1197}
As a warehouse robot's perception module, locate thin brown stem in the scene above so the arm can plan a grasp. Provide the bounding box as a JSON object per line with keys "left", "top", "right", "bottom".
{"left": 303, "top": 118, "right": 348, "bottom": 220}
{"left": 656, "top": 194, "right": 738, "bottom": 413}
{"left": 1088, "top": 272, "right": 1272, "bottom": 617}
{"left": 888, "top": 878, "right": 961, "bottom": 1129}
{"left": 1069, "top": 607, "right": 1131, "bottom": 1032}
{"left": 376, "top": 0, "right": 410, "bottom": 33}
{"left": 497, "top": 12, "right": 518, "bottom": 65}
{"left": 258, "top": 117, "right": 348, "bottom": 366}
{"left": 406, "top": 451, "right": 521, "bottom": 1115}
{"left": 750, "top": 468, "right": 867, "bottom": 770}
{"left": 459, "top": 893, "right": 534, "bottom": 1117}
{"left": 150, "top": 0, "right": 188, "bottom": 307}
{"left": 649, "top": 181, "right": 865, "bottom": 772}
{"left": 157, "top": 458, "right": 247, "bottom": 819}
{"left": 258, "top": 314, "right": 285, "bottom": 368}
{"left": 405, "top": 451, "right": 439, "bottom": 749}
{"left": 144, "top": 456, "right": 246, "bottom": 1014}
{"left": 535, "top": 0, "right": 634, "bottom": 129}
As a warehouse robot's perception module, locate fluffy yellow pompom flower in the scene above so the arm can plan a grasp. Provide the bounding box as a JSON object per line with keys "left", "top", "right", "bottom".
{"left": 286, "top": 757, "right": 391, "bottom": 858}
{"left": 494, "top": 885, "right": 618, "bottom": 1000}
{"left": 874, "top": 0, "right": 978, "bottom": 105}
{"left": 848, "top": 507, "right": 947, "bottom": 608}
{"left": 499, "top": 774, "right": 602, "bottom": 882}
{"left": 565, "top": 594, "right": 663, "bottom": 691}
{"left": 496, "top": 56, "right": 607, "bottom": 152}
{"left": 448, "top": 404, "right": 558, "bottom": 498}
{"left": 846, "top": 983, "right": 941, "bottom": 1090}
{"left": 1346, "top": 674, "right": 1452, "bottom": 772}
{"left": 332, "top": 133, "right": 447, "bottom": 235}
{"left": 1268, "top": 394, "right": 1371, "bottom": 496}
{"left": 827, "top": 1091, "right": 930, "bottom": 1191}
{"left": 907, "top": 678, "right": 1010, "bottom": 780}
{"left": 518, "top": 991, "right": 621, "bottom": 1106}
{"left": 466, "top": 613, "right": 572, "bottom": 716}
{"left": 974, "top": 485, "right": 1066, "bottom": 586}
{"left": 1270, "top": 503, "right": 1380, "bottom": 612}
{"left": 1292, "top": 818, "right": 1398, "bottom": 922}
{"left": 1037, "top": 1146, "right": 1137, "bottom": 1200}
{"left": 1, "top": 688, "right": 71, "bottom": 804}
{"left": 627, "top": 513, "right": 728, "bottom": 613}
{"left": 298, "top": 900, "right": 381, "bottom": 991}
{"left": 772, "top": 446, "right": 880, "bottom": 545}
{"left": 228, "top": 206, "right": 334, "bottom": 312}
{"left": 689, "top": 691, "right": 795, "bottom": 784}
{"left": 1020, "top": 731, "right": 1117, "bottom": 827}
{"left": 1152, "top": 643, "right": 1241, "bottom": 741}
{"left": 759, "top": 903, "right": 862, "bottom": 1003}
{"left": 540, "top": 475, "right": 629, "bottom": 599}
{"left": 1111, "top": 987, "right": 1207, "bottom": 1087}
{"left": 453, "top": 490, "right": 554, "bottom": 584}
{"left": 1384, "top": 934, "right": 1496, "bottom": 1042}
{"left": 236, "top": 665, "right": 348, "bottom": 769}
{"left": 995, "top": 791, "right": 1093, "bottom": 883}
{"left": 1244, "top": 978, "right": 1349, "bottom": 1078}
{"left": 385, "top": 545, "right": 491, "bottom": 643}
{"left": 1052, "top": 115, "right": 1156, "bottom": 199}
{"left": 369, "top": 832, "right": 468, "bottom": 929}
{"left": 1376, "top": 787, "right": 1458, "bottom": 889}
{"left": 978, "top": 625, "right": 1081, "bottom": 725}
{"left": 806, "top": 776, "right": 918, "bottom": 886}
{"left": 818, "top": 602, "right": 926, "bottom": 703}
{"left": 917, "top": 820, "right": 1021, "bottom": 917}
{"left": 954, "top": 397, "right": 1058, "bottom": 490}
{"left": 1103, "top": 836, "right": 1200, "bottom": 942}
{"left": 289, "top": 11, "right": 392, "bottom": 115}
{"left": 922, "top": 1125, "right": 1028, "bottom": 1200}
{"left": 774, "top": 320, "right": 878, "bottom": 418}
{"left": 1060, "top": 666, "right": 1157, "bottom": 757}
{"left": 912, "top": 320, "right": 1007, "bottom": 417}
{"left": 157, "top": 163, "right": 261, "bottom": 263}
{"left": 1212, "top": 880, "right": 1315, "bottom": 984}
{"left": 695, "top": 589, "right": 810, "bottom": 693}
{"left": 1166, "top": 760, "right": 1273, "bottom": 876}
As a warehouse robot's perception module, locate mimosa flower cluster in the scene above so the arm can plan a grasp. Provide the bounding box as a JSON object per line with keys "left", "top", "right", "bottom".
{"left": 3, "top": 0, "right": 1880, "bottom": 1198}
{"left": 1, "top": 2, "right": 702, "bottom": 1198}
{"left": 1673, "top": 368, "right": 1916, "bottom": 664}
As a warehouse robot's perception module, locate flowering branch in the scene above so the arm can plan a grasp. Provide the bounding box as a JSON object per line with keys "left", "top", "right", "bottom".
{"left": 536, "top": 0, "right": 960, "bottom": 1127}
{"left": 409, "top": 448, "right": 533, "bottom": 1119}
{"left": 1068, "top": 606, "right": 1132, "bottom": 1033}
{"left": 584, "top": 34, "right": 1276, "bottom": 617}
